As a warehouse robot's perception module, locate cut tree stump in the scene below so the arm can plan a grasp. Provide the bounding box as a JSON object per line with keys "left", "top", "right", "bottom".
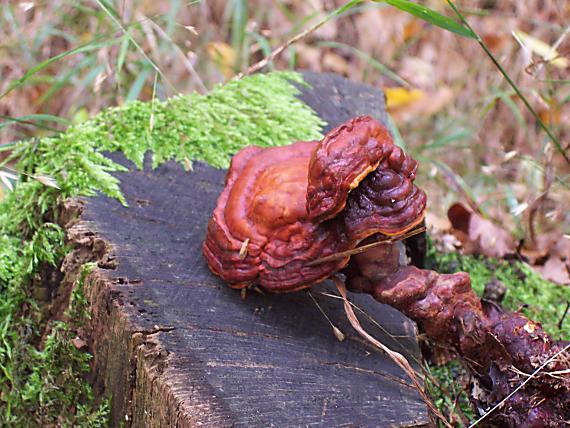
{"left": 65, "top": 72, "right": 429, "bottom": 427}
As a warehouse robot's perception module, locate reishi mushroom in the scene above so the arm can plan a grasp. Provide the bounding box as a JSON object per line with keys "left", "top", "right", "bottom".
{"left": 203, "top": 115, "right": 426, "bottom": 291}
{"left": 203, "top": 116, "right": 569, "bottom": 426}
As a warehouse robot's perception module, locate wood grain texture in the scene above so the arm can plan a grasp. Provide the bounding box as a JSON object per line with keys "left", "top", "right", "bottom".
{"left": 71, "top": 72, "right": 429, "bottom": 427}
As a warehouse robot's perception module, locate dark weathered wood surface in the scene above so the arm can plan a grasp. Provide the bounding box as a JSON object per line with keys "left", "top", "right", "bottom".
{"left": 77, "top": 72, "right": 429, "bottom": 427}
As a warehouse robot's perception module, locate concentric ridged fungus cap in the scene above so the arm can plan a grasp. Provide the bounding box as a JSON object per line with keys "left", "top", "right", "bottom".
{"left": 203, "top": 116, "right": 426, "bottom": 292}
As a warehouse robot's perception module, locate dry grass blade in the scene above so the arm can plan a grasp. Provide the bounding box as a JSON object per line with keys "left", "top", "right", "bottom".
{"left": 0, "top": 167, "right": 59, "bottom": 190}
{"left": 333, "top": 277, "right": 452, "bottom": 428}
{"left": 320, "top": 287, "right": 469, "bottom": 424}
{"left": 467, "top": 343, "right": 570, "bottom": 427}
{"left": 32, "top": 174, "right": 60, "bottom": 189}
{"left": 306, "top": 225, "right": 425, "bottom": 266}
{"left": 0, "top": 170, "right": 16, "bottom": 191}
{"left": 239, "top": 238, "right": 249, "bottom": 260}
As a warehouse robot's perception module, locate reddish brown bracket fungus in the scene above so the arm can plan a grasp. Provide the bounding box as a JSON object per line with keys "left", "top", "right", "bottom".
{"left": 203, "top": 115, "right": 426, "bottom": 291}
{"left": 203, "top": 115, "right": 569, "bottom": 426}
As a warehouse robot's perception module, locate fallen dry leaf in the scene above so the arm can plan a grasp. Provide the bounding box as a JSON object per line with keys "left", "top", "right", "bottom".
{"left": 481, "top": 32, "right": 510, "bottom": 52}
{"left": 399, "top": 56, "right": 434, "bottom": 88}
{"left": 534, "top": 257, "right": 570, "bottom": 285}
{"left": 389, "top": 86, "right": 454, "bottom": 123}
{"left": 385, "top": 87, "right": 425, "bottom": 110}
{"left": 538, "top": 97, "right": 562, "bottom": 126}
{"left": 426, "top": 211, "right": 451, "bottom": 233}
{"left": 71, "top": 337, "right": 87, "bottom": 350}
{"left": 520, "top": 231, "right": 570, "bottom": 264}
{"left": 520, "top": 231, "right": 557, "bottom": 264}
{"left": 448, "top": 202, "right": 516, "bottom": 258}
{"left": 513, "top": 30, "right": 569, "bottom": 69}
{"left": 207, "top": 42, "right": 236, "bottom": 79}
{"left": 402, "top": 20, "right": 423, "bottom": 42}
{"left": 520, "top": 232, "right": 570, "bottom": 285}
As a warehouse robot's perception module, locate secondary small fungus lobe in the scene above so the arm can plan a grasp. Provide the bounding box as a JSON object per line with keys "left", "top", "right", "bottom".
{"left": 203, "top": 115, "right": 426, "bottom": 291}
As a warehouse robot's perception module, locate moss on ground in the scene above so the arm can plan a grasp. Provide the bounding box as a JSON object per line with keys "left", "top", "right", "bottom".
{"left": 425, "top": 239, "right": 570, "bottom": 426}
{"left": 0, "top": 71, "right": 324, "bottom": 426}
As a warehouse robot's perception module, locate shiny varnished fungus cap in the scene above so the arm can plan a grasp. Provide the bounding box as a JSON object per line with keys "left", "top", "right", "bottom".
{"left": 203, "top": 116, "right": 426, "bottom": 292}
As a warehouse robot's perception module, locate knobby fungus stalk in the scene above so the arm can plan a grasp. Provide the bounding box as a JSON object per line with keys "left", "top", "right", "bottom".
{"left": 345, "top": 244, "right": 570, "bottom": 427}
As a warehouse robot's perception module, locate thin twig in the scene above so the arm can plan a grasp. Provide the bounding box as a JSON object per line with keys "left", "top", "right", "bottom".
{"left": 467, "top": 343, "right": 570, "bottom": 427}
{"left": 334, "top": 277, "right": 453, "bottom": 428}
{"left": 527, "top": 143, "right": 554, "bottom": 246}
{"left": 558, "top": 301, "right": 570, "bottom": 331}
{"left": 236, "top": 20, "right": 325, "bottom": 78}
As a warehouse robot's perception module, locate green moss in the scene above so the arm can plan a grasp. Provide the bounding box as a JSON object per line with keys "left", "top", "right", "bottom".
{"left": 18, "top": 264, "right": 110, "bottom": 427}
{"left": 425, "top": 360, "right": 474, "bottom": 425}
{"left": 0, "top": 71, "right": 324, "bottom": 426}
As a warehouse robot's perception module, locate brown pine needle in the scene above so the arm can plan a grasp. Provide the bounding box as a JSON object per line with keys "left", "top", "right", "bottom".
{"left": 307, "top": 290, "right": 345, "bottom": 341}
{"left": 306, "top": 225, "right": 425, "bottom": 267}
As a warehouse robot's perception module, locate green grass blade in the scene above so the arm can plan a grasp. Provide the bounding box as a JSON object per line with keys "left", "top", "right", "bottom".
{"left": 230, "top": 0, "right": 248, "bottom": 70}
{"left": 376, "top": 0, "right": 476, "bottom": 39}
{"left": 36, "top": 56, "right": 96, "bottom": 106}
{"left": 0, "top": 114, "right": 70, "bottom": 132}
{"left": 248, "top": 32, "right": 275, "bottom": 70}
{"left": 116, "top": 32, "right": 131, "bottom": 86}
{"left": 333, "top": 0, "right": 365, "bottom": 17}
{"left": 498, "top": 92, "right": 526, "bottom": 129}
{"left": 421, "top": 128, "right": 473, "bottom": 151}
{"left": 0, "top": 142, "right": 17, "bottom": 153}
{"left": 127, "top": 67, "right": 152, "bottom": 101}
{"left": 386, "top": 114, "right": 407, "bottom": 150}
{"left": 94, "top": 0, "right": 175, "bottom": 93}
{"left": 96, "top": 0, "right": 121, "bottom": 20}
